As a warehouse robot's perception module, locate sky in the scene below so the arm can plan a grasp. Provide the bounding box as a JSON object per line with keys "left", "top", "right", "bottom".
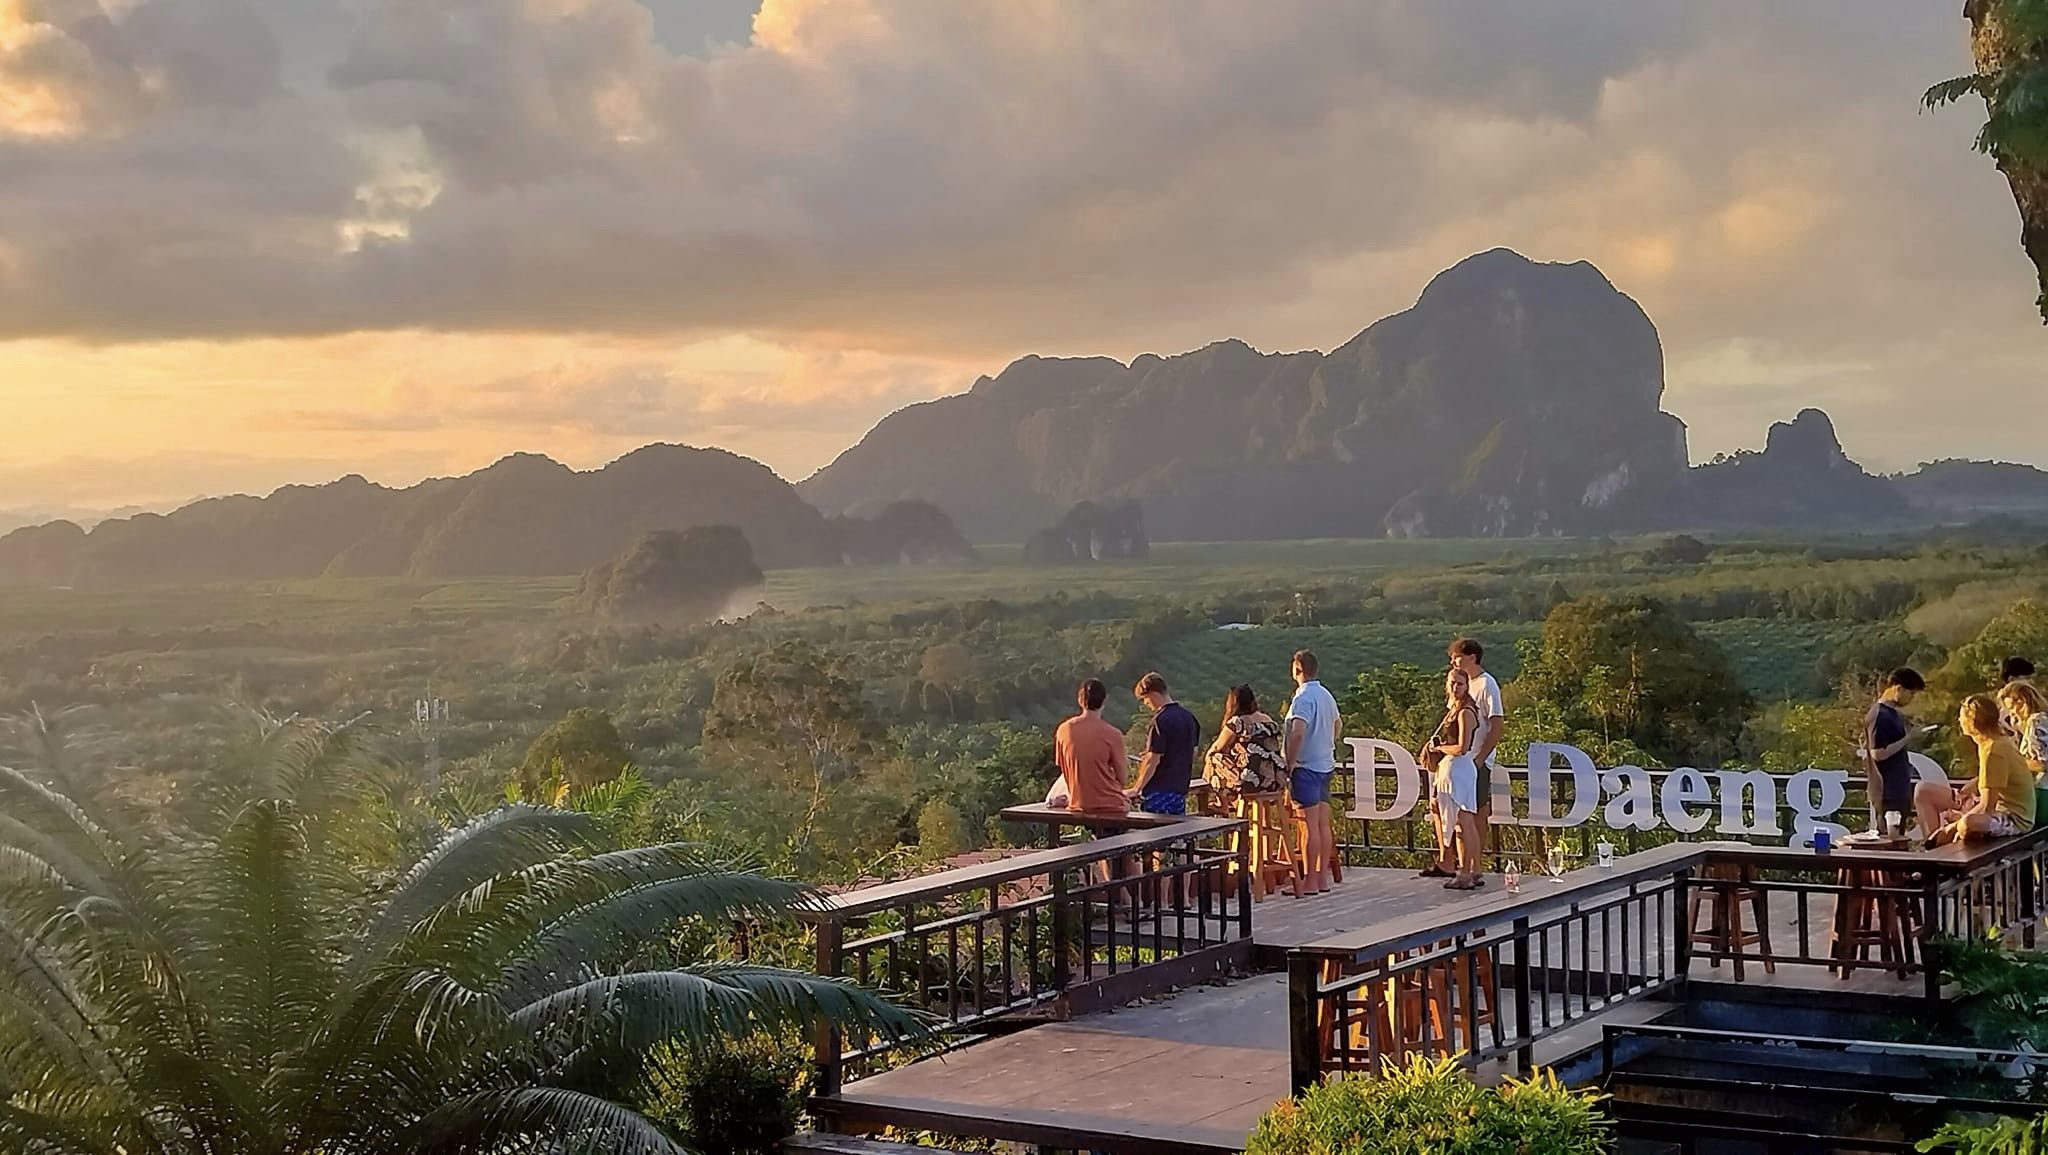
{"left": 0, "top": 0, "right": 2041, "bottom": 510}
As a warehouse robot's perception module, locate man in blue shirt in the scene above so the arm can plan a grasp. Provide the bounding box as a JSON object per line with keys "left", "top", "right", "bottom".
{"left": 1129, "top": 672, "right": 1199, "bottom": 815}
{"left": 1285, "top": 649, "right": 1341, "bottom": 895}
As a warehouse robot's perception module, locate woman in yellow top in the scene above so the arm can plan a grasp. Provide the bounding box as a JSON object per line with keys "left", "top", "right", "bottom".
{"left": 1931, "top": 694, "right": 2036, "bottom": 845}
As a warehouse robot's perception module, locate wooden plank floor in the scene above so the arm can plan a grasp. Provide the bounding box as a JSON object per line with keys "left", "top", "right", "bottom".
{"left": 833, "top": 868, "right": 1925, "bottom": 1153}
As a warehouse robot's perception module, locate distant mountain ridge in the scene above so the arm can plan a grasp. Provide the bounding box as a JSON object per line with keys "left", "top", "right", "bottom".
{"left": 8, "top": 248, "right": 2048, "bottom": 588}
{"left": 802, "top": 249, "right": 2048, "bottom": 540}
{"left": 0, "top": 445, "right": 974, "bottom": 587}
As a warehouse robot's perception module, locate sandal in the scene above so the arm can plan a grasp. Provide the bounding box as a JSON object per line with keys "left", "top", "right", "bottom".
{"left": 1443, "top": 876, "right": 1480, "bottom": 890}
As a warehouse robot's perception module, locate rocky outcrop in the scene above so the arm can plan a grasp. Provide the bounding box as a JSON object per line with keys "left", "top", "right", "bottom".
{"left": 804, "top": 249, "right": 1688, "bottom": 541}
{"left": 1022, "top": 501, "right": 1149, "bottom": 563}
{"left": 1679, "top": 409, "right": 1904, "bottom": 528}
{"left": 575, "top": 525, "right": 764, "bottom": 624}
{"left": 831, "top": 501, "right": 980, "bottom": 565}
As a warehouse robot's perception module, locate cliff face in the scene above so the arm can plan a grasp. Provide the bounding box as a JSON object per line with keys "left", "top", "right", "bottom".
{"left": 803, "top": 249, "right": 1689, "bottom": 541}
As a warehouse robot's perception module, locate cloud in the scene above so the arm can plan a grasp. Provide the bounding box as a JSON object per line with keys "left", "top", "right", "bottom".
{"left": 0, "top": 0, "right": 2038, "bottom": 495}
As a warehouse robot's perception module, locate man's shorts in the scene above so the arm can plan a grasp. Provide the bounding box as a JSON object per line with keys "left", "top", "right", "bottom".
{"left": 1290, "top": 767, "right": 1331, "bottom": 808}
{"left": 1139, "top": 790, "right": 1187, "bottom": 816}
{"left": 1985, "top": 812, "right": 2025, "bottom": 838}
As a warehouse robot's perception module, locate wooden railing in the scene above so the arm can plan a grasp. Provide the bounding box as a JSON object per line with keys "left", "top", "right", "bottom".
{"left": 803, "top": 816, "right": 1250, "bottom": 1095}
{"left": 1285, "top": 842, "right": 1698, "bottom": 1093}
{"left": 1287, "top": 830, "right": 2048, "bottom": 1091}
{"left": 1688, "top": 830, "right": 2048, "bottom": 998}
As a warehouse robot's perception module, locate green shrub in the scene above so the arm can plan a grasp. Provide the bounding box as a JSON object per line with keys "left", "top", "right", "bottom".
{"left": 647, "top": 1037, "right": 808, "bottom": 1155}
{"left": 1919, "top": 1113, "right": 2048, "bottom": 1154}
{"left": 1245, "top": 1056, "right": 1611, "bottom": 1155}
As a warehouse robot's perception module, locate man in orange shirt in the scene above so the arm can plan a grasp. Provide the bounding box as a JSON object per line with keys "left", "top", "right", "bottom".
{"left": 1057, "top": 679, "right": 1130, "bottom": 813}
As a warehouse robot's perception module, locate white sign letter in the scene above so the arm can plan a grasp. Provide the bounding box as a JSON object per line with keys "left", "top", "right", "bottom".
{"left": 1344, "top": 737, "right": 1421, "bottom": 821}
{"left": 1522, "top": 742, "right": 1600, "bottom": 828}
{"left": 1786, "top": 768, "right": 1849, "bottom": 847}
{"left": 1714, "top": 769, "right": 1782, "bottom": 837}
{"left": 1601, "top": 765, "right": 1657, "bottom": 831}
{"left": 1660, "top": 767, "right": 1713, "bottom": 834}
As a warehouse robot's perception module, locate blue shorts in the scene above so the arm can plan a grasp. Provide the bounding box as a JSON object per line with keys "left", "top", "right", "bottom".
{"left": 1139, "top": 790, "right": 1187, "bottom": 816}
{"left": 1290, "top": 767, "right": 1331, "bottom": 807}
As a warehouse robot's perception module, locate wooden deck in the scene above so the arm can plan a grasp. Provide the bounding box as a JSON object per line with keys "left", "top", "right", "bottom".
{"left": 825, "top": 864, "right": 1931, "bottom": 1154}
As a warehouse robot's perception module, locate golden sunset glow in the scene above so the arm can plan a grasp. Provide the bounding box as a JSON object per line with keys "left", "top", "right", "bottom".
{"left": 0, "top": 0, "right": 2037, "bottom": 515}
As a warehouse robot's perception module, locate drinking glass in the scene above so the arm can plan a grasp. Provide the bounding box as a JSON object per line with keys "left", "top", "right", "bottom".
{"left": 1546, "top": 844, "right": 1566, "bottom": 881}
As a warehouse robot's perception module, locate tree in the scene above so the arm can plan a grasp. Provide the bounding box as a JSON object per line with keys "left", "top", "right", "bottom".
{"left": 0, "top": 718, "right": 916, "bottom": 1155}
{"left": 1336, "top": 663, "right": 1445, "bottom": 749}
{"left": 1515, "top": 595, "right": 1751, "bottom": 765}
{"left": 1927, "top": 0, "right": 2048, "bottom": 322}
{"left": 521, "top": 706, "right": 634, "bottom": 795}
{"left": 915, "top": 800, "right": 972, "bottom": 859}
{"left": 702, "top": 644, "right": 897, "bottom": 870}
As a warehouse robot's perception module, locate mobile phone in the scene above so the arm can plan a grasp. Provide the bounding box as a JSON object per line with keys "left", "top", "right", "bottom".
{"left": 1919, "top": 724, "right": 1942, "bottom": 735}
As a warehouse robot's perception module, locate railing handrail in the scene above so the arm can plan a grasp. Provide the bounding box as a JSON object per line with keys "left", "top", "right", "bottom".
{"left": 802, "top": 816, "right": 1246, "bottom": 919}
{"left": 1702, "top": 827, "right": 2048, "bottom": 875}
{"left": 1603, "top": 1022, "right": 2032, "bottom": 1065}
{"left": 1294, "top": 841, "right": 1708, "bottom": 960}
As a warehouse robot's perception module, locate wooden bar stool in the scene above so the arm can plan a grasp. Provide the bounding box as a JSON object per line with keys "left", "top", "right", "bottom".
{"left": 1234, "top": 791, "right": 1300, "bottom": 900}
{"left": 1830, "top": 868, "right": 1921, "bottom": 979}
{"left": 1688, "top": 861, "right": 1775, "bottom": 980}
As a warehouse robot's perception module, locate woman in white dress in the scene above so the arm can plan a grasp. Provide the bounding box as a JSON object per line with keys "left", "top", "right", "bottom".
{"left": 1432, "top": 667, "right": 1483, "bottom": 890}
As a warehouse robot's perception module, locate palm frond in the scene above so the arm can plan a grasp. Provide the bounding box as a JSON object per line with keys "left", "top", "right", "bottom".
{"left": 0, "top": 767, "right": 120, "bottom": 893}
{"left": 493, "top": 857, "right": 815, "bottom": 1002}
{"left": 186, "top": 799, "right": 337, "bottom": 1122}
{"left": 509, "top": 964, "right": 924, "bottom": 1062}
{"left": 0, "top": 1100, "right": 118, "bottom": 1155}
{"left": 1925, "top": 72, "right": 1989, "bottom": 109}
{"left": 353, "top": 806, "right": 604, "bottom": 977}
{"left": 403, "top": 1087, "right": 689, "bottom": 1155}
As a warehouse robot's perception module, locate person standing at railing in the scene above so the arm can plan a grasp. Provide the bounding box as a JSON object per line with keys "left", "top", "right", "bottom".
{"left": 1128, "top": 672, "right": 1199, "bottom": 816}
{"left": 1057, "top": 679, "right": 1130, "bottom": 815}
{"left": 1865, "top": 668, "right": 1930, "bottom": 836}
{"left": 1433, "top": 667, "right": 1484, "bottom": 890}
{"left": 1449, "top": 638, "right": 1505, "bottom": 823}
{"left": 1285, "top": 649, "right": 1341, "bottom": 896}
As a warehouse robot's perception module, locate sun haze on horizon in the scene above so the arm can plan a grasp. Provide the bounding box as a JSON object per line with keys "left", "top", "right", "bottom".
{"left": 0, "top": 0, "right": 2037, "bottom": 512}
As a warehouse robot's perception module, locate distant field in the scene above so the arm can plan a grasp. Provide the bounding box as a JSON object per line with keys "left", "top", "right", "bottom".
{"left": 0, "top": 538, "right": 1602, "bottom": 636}
{"left": 1149, "top": 619, "right": 1885, "bottom": 705}
{"left": 758, "top": 537, "right": 1606, "bottom": 608}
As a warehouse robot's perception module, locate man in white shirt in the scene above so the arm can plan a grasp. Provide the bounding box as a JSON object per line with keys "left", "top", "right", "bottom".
{"left": 1450, "top": 637, "right": 1505, "bottom": 822}
{"left": 1284, "top": 649, "right": 1341, "bottom": 895}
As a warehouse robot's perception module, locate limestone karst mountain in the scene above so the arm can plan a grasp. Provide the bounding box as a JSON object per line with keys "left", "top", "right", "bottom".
{"left": 802, "top": 249, "right": 1689, "bottom": 541}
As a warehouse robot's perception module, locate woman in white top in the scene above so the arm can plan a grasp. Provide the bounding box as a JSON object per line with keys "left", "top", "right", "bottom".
{"left": 1999, "top": 680, "right": 2048, "bottom": 777}
{"left": 1432, "top": 667, "right": 1483, "bottom": 890}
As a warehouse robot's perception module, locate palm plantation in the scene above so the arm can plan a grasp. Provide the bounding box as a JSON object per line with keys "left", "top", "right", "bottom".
{"left": 0, "top": 710, "right": 915, "bottom": 1154}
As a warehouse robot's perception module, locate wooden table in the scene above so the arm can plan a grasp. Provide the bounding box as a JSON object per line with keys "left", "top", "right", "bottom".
{"left": 998, "top": 802, "right": 1192, "bottom": 848}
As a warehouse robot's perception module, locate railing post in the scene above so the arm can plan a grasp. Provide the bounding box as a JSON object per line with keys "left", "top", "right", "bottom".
{"left": 1287, "top": 951, "right": 1322, "bottom": 1096}
{"left": 1671, "top": 867, "right": 1691, "bottom": 995}
{"left": 1050, "top": 869, "right": 1071, "bottom": 993}
{"left": 1923, "top": 875, "right": 1944, "bottom": 1004}
{"left": 1237, "top": 831, "right": 1254, "bottom": 942}
{"left": 813, "top": 919, "right": 844, "bottom": 1102}
{"left": 1511, "top": 914, "right": 1533, "bottom": 1074}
